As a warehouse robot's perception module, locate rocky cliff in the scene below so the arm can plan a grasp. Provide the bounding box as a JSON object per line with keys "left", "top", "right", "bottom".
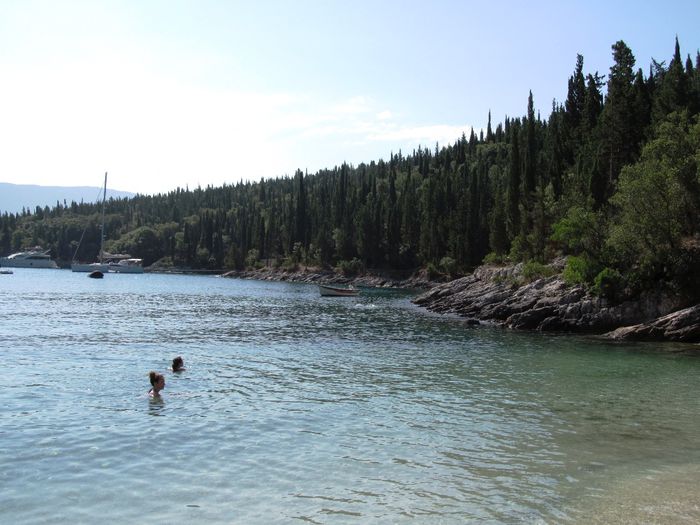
{"left": 412, "top": 261, "right": 700, "bottom": 343}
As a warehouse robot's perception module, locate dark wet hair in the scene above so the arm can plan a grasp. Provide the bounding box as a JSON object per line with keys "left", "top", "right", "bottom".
{"left": 172, "top": 356, "right": 184, "bottom": 371}
{"left": 149, "top": 371, "right": 163, "bottom": 386}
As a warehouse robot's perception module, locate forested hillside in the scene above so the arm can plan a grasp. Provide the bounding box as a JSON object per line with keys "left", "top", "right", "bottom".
{"left": 2, "top": 38, "right": 699, "bottom": 298}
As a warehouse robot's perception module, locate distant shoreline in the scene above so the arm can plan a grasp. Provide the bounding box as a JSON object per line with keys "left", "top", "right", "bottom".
{"left": 217, "top": 265, "right": 437, "bottom": 290}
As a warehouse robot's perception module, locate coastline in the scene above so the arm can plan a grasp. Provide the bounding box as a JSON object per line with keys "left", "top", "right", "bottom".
{"left": 154, "top": 261, "right": 700, "bottom": 344}
{"left": 412, "top": 260, "right": 700, "bottom": 344}
{"left": 219, "top": 266, "right": 439, "bottom": 290}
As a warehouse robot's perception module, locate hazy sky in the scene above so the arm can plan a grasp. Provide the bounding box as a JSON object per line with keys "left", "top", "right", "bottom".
{"left": 0, "top": 0, "right": 698, "bottom": 195}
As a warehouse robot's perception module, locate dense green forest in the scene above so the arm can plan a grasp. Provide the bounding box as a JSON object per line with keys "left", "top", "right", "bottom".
{"left": 3, "top": 38, "right": 700, "bottom": 299}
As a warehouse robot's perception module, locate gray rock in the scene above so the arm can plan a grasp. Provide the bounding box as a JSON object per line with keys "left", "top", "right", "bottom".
{"left": 412, "top": 261, "right": 696, "bottom": 342}
{"left": 606, "top": 304, "right": 700, "bottom": 342}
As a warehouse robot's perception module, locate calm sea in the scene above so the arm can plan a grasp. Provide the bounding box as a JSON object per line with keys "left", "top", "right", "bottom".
{"left": 1, "top": 269, "right": 699, "bottom": 524}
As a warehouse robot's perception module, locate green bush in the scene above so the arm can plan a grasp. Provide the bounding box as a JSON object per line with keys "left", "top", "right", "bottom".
{"left": 483, "top": 252, "right": 505, "bottom": 265}
{"left": 562, "top": 255, "right": 601, "bottom": 286}
{"left": 337, "top": 258, "right": 364, "bottom": 276}
{"left": 245, "top": 249, "right": 260, "bottom": 269}
{"left": 439, "top": 256, "right": 458, "bottom": 276}
{"left": 592, "top": 267, "right": 624, "bottom": 301}
{"left": 426, "top": 262, "right": 441, "bottom": 280}
{"left": 521, "top": 260, "right": 555, "bottom": 282}
{"left": 508, "top": 234, "right": 528, "bottom": 262}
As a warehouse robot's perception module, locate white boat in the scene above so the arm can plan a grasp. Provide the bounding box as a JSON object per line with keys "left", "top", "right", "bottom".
{"left": 106, "top": 255, "right": 144, "bottom": 274}
{"left": 71, "top": 173, "right": 144, "bottom": 274}
{"left": 0, "top": 248, "right": 58, "bottom": 269}
{"left": 319, "top": 284, "right": 360, "bottom": 297}
{"left": 72, "top": 256, "right": 144, "bottom": 274}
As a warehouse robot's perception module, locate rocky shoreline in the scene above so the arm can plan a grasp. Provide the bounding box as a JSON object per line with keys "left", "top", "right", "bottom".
{"left": 220, "top": 266, "right": 438, "bottom": 290}
{"left": 412, "top": 260, "right": 700, "bottom": 344}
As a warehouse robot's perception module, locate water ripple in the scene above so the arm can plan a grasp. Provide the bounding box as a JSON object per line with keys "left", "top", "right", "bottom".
{"left": 1, "top": 271, "right": 700, "bottom": 523}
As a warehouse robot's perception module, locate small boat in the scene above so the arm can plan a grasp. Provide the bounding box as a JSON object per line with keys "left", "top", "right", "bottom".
{"left": 0, "top": 269, "right": 13, "bottom": 274}
{"left": 319, "top": 284, "right": 359, "bottom": 297}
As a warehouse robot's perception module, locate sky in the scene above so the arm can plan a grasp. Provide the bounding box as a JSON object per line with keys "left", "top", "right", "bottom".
{"left": 0, "top": 0, "right": 698, "bottom": 196}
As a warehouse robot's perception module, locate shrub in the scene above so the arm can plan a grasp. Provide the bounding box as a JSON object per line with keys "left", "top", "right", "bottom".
{"left": 426, "top": 262, "right": 441, "bottom": 280}
{"left": 337, "top": 258, "right": 364, "bottom": 276}
{"left": 281, "top": 257, "right": 299, "bottom": 271}
{"left": 521, "top": 260, "right": 555, "bottom": 282}
{"left": 563, "top": 255, "right": 601, "bottom": 286}
{"left": 245, "top": 249, "right": 260, "bottom": 269}
{"left": 439, "top": 256, "right": 458, "bottom": 276}
{"left": 592, "top": 267, "right": 624, "bottom": 301}
{"left": 508, "top": 234, "right": 528, "bottom": 262}
{"left": 483, "top": 252, "right": 505, "bottom": 265}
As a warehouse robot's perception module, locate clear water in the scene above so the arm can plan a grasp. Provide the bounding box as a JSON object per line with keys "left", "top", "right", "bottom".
{"left": 1, "top": 269, "right": 699, "bottom": 524}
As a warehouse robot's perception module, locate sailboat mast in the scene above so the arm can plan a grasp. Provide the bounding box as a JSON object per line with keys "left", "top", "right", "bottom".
{"left": 100, "top": 172, "right": 107, "bottom": 264}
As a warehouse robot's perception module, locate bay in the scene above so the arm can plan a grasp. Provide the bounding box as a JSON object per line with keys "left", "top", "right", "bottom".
{"left": 1, "top": 269, "right": 699, "bottom": 524}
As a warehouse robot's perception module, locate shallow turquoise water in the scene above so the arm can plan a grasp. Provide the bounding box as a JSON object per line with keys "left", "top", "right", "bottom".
{"left": 1, "top": 269, "right": 699, "bottom": 524}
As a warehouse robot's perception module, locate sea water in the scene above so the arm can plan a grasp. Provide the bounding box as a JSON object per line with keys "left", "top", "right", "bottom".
{"left": 1, "top": 269, "right": 699, "bottom": 524}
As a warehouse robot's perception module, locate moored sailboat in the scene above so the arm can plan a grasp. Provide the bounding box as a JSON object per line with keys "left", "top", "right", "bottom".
{"left": 71, "top": 172, "right": 144, "bottom": 274}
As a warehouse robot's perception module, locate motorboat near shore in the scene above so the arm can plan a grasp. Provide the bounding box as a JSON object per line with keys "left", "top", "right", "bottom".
{"left": 318, "top": 284, "right": 360, "bottom": 297}
{"left": 71, "top": 254, "right": 144, "bottom": 274}
{"left": 0, "top": 248, "right": 58, "bottom": 269}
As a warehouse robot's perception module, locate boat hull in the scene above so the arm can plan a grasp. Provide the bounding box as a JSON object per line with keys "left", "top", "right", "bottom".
{"left": 109, "top": 260, "right": 144, "bottom": 273}
{"left": 71, "top": 263, "right": 110, "bottom": 273}
{"left": 71, "top": 262, "right": 144, "bottom": 274}
{"left": 319, "top": 284, "right": 359, "bottom": 297}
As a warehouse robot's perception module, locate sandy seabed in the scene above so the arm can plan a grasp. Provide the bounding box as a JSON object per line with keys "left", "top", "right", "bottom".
{"left": 573, "top": 464, "right": 700, "bottom": 524}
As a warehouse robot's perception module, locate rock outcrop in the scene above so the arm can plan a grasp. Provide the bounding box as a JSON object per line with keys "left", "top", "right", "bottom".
{"left": 606, "top": 304, "right": 700, "bottom": 342}
{"left": 413, "top": 261, "right": 700, "bottom": 343}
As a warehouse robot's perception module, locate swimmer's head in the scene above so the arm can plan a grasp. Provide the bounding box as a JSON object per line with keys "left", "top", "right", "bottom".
{"left": 149, "top": 371, "right": 165, "bottom": 392}
{"left": 172, "top": 356, "right": 184, "bottom": 371}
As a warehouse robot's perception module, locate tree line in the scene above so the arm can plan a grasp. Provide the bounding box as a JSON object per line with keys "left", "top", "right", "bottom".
{"left": 2, "top": 38, "right": 700, "bottom": 299}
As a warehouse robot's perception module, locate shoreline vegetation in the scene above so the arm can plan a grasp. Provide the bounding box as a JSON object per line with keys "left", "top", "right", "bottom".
{"left": 218, "top": 265, "right": 437, "bottom": 290}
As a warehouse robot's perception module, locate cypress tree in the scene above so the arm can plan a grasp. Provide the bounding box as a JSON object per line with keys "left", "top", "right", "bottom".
{"left": 524, "top": 91, "right": 538, "bottom": 195}
{"left": 506, "top": 121, "right": 521, "bottom": 241}
{"left": 564, "top": 54, "right": 586, "bottom": 162}
{"left": 597, "top": 40, "right": 637, "bottom": 205}
{"left": 486, "top": 111, "right": 494, "bottom": 142}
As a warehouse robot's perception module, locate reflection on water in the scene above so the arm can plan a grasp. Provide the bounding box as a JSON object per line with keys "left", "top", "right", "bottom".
{"left": 0, "top": 269, "right": 699, "bottom": 523}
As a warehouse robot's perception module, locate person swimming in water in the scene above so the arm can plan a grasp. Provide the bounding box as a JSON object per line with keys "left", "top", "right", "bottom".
{"left": 171, "top": 356, "right": 185, "bottom": 372}
{"left": 148, "top": 371, "right": 165, "bottom": 396}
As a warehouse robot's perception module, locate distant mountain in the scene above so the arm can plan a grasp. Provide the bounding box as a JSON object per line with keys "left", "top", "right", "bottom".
{"left": 0, "top": 182, "right": 136, "bottom": 214}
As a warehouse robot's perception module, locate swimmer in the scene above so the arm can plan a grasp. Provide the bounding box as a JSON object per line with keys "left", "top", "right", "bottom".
{"left": 148, "top": 371, "right": 165, "bottom": 396}
{"left": 171, "top": 356, "right": 185, "bottom": 372}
